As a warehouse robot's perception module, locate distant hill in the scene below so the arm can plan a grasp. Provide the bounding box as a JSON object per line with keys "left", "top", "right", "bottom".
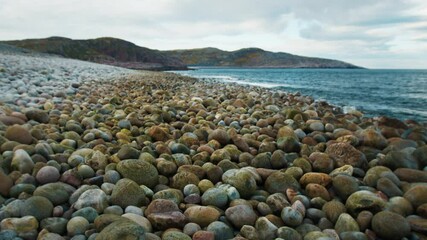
{"left": 3, "top": 37, "right": 187, "bottom": 70}
{"left": 3, "top": 37, "right": 361, "bottom": 69}
{"left": 164, "top": 47, "right": 361, "bottom": 68}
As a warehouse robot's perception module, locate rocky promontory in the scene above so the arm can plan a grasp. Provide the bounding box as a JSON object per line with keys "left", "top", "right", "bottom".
{"left": 2, "top": 37, "right": 188, "bottom": 71}
{"left": 3, "top": 37, "right": 361, "bottom": 69}
{"left": 164, "top": 47, "right": 361, "bottom": 68}
{"left": 0, "top": 46, "right": 426, "bottom": 240}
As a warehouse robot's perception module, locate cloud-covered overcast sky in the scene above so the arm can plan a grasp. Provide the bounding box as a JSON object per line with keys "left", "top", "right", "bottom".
{"left": 1, "top": 0, "right": 426, "bottom": 68}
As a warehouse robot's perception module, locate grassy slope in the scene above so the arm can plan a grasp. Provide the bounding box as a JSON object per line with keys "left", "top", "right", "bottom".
{"left": 3, "top": 37, "right": 187, "bottom": 70}
{"left": 164, "top": 47, "right": 361, "bottom": 68}
{"left": 3, "top": 37, "right": 361, "bottom": 69}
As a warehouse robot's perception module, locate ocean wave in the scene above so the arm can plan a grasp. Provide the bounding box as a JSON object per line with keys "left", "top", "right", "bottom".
{"left": 174, "top": 68, "right": 427, "bottom": 122}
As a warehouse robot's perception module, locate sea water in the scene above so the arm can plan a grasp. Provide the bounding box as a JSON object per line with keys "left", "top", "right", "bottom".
{"left": 173, "top": 68, "right": 427, "bottom": 123}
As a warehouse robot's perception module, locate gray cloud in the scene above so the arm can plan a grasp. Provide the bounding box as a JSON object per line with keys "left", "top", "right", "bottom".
{"left": 356, "top": 15, "right": 425, "bottom": 26}
{"left": 415, "top": 37, "right": 427, "bottom": 42}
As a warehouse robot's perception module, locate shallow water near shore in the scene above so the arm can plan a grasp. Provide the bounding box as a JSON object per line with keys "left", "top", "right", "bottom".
{"left": 174, "top": 68, "right": 427, "bottom": 123}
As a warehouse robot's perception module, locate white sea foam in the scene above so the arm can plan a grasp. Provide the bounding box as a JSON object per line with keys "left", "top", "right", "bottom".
{"left": 342, "top": 106, "right": 358, "bottom": 114}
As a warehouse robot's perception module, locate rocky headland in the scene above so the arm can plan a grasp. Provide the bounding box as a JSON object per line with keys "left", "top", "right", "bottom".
{"left": 3, "top": 37, "right": 361, "bottom": 70}
{"left": 2, "top": 37, "right": 188, "bottom": 71}
{"left": 0, "top": 45, "right": 426, "bottom": 240}
{"left": 164, "top": 47, "right": 361, "bottom": 68}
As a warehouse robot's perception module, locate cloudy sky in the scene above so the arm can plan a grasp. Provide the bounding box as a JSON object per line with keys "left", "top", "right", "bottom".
{"left": 0, "top": 0, "right": 426, "bottom": 68}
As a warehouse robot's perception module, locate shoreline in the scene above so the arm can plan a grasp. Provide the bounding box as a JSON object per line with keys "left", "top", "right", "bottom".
{"left": 172, "top": 68, "right": 427, "bottom": 124}
{"left": 1, "top": 52, "right": 427, "bottom": 239}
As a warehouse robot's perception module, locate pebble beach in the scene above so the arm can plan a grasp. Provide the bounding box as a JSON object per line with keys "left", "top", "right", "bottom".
{"left": 1, "top": 46, "right": 427, "bottom": 240}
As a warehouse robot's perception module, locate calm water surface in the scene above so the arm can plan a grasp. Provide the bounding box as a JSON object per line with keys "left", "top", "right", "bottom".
{"left": 174, "top": 68, "right": 427, "bottom": 122}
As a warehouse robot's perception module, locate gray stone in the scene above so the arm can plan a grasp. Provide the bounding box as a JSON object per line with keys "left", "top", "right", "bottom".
{"left": 225, "top": 204, "right": 257, "bottom": 229}
{"left": 206, "top": 221, "right": 234, "bottom": 240}
{"left": 74, "top": 189, "right": 109, "bottom": 213}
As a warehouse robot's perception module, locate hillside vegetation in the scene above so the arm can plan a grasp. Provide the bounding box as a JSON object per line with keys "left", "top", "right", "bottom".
{"left": 165, "top": 47, "right": 360, "bottom": 68}
{"left": 3, "top": 37, "right": 187, "bottom": 70}
{"left": 3, "top": 37, "right": 361, "bottom": 69}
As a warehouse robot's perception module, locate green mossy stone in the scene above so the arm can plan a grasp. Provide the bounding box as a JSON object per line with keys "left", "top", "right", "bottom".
{"left": 116, "top": 159, "right": 159, "bottom": 188}
{"left": 295, "top": 223, "right": 321, "bottom": 237}
{"left": 138, "top": 152, "right": 156, "bottom": 164}
{"left": 162, "top": 230, "right": 191, "bottom": 240}
{"left": 277, "top": 126, "right": 298, "bottom": 139}
{"left": 363, "top": 166, "right": 392, "bottom": 187}
{"left": 171, "top": 171, "right": 200, "bottom": 191}
{"left": 222, "top": 169, "right": 257, "bottom": 199}
{"left": 277, "top": 137, "right": 301, "bottom": 153}
{"left": 111, "top": 178, "right": 147, "bottom": 208}
{"left": 292, "top": 158, "right": 312, "bottom": 173}
{"left": 152, "top": 189, "right": 184, "bottom": 205}
{"left": 210, "top": 149, "right": 231, "bottom": 164}
{"left": 322, "top": 200, "right": 347, "bottom": 224}
{"left": 345, "top": 190, "right": 386, "bottom": 216}
{"left": 265, "top": 171, "right": 300, "bottom": 194}
{"left": 332, "top": 175, "right": 359, "bottom": 200}
{"left": 33, "top": 182, "right": 76, "bottom": 205}
{"left": 94, "top": 214, "right": 122, "bottom": 232}
{"left": 372, "top": 211, "right": 411, "bottom": 240}
{"left": 117, "top": 145, "right": 140, "bottom": 160}
{"left": 95, "top": 219, "right": 145, "bottom": 240}
{"left": 208, "top": 129, "right": 230, "bottom": 146}
{"left": 277, "top": 226, "right": 302, "bottom": 240}
{"left": 334, "top": 213, "right": 360, "bottom": 234}
{"left": 9, "top": 184, "right": 36, "bottom": 198}
{"left": 21, "top": 196, "right": 54, "bottom": 221}
{"left": 40, "top": 217, "right": 68, "bottom": 235}
{"left": 67, "top": 216, "right": 89, "bottom": 236}
{"left": 303, "top": 231, "right": 331, "bottom": 240}
{"left": 217, "top": 159, "right": 239, "bottom": 173}
{"left": 251, "top": 152, "right": 272, "bottom": 168}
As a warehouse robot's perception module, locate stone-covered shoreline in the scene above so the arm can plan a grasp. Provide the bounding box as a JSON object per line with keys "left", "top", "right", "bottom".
{"left": 0, "top": 50, "right": 427, "bottom": 240}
